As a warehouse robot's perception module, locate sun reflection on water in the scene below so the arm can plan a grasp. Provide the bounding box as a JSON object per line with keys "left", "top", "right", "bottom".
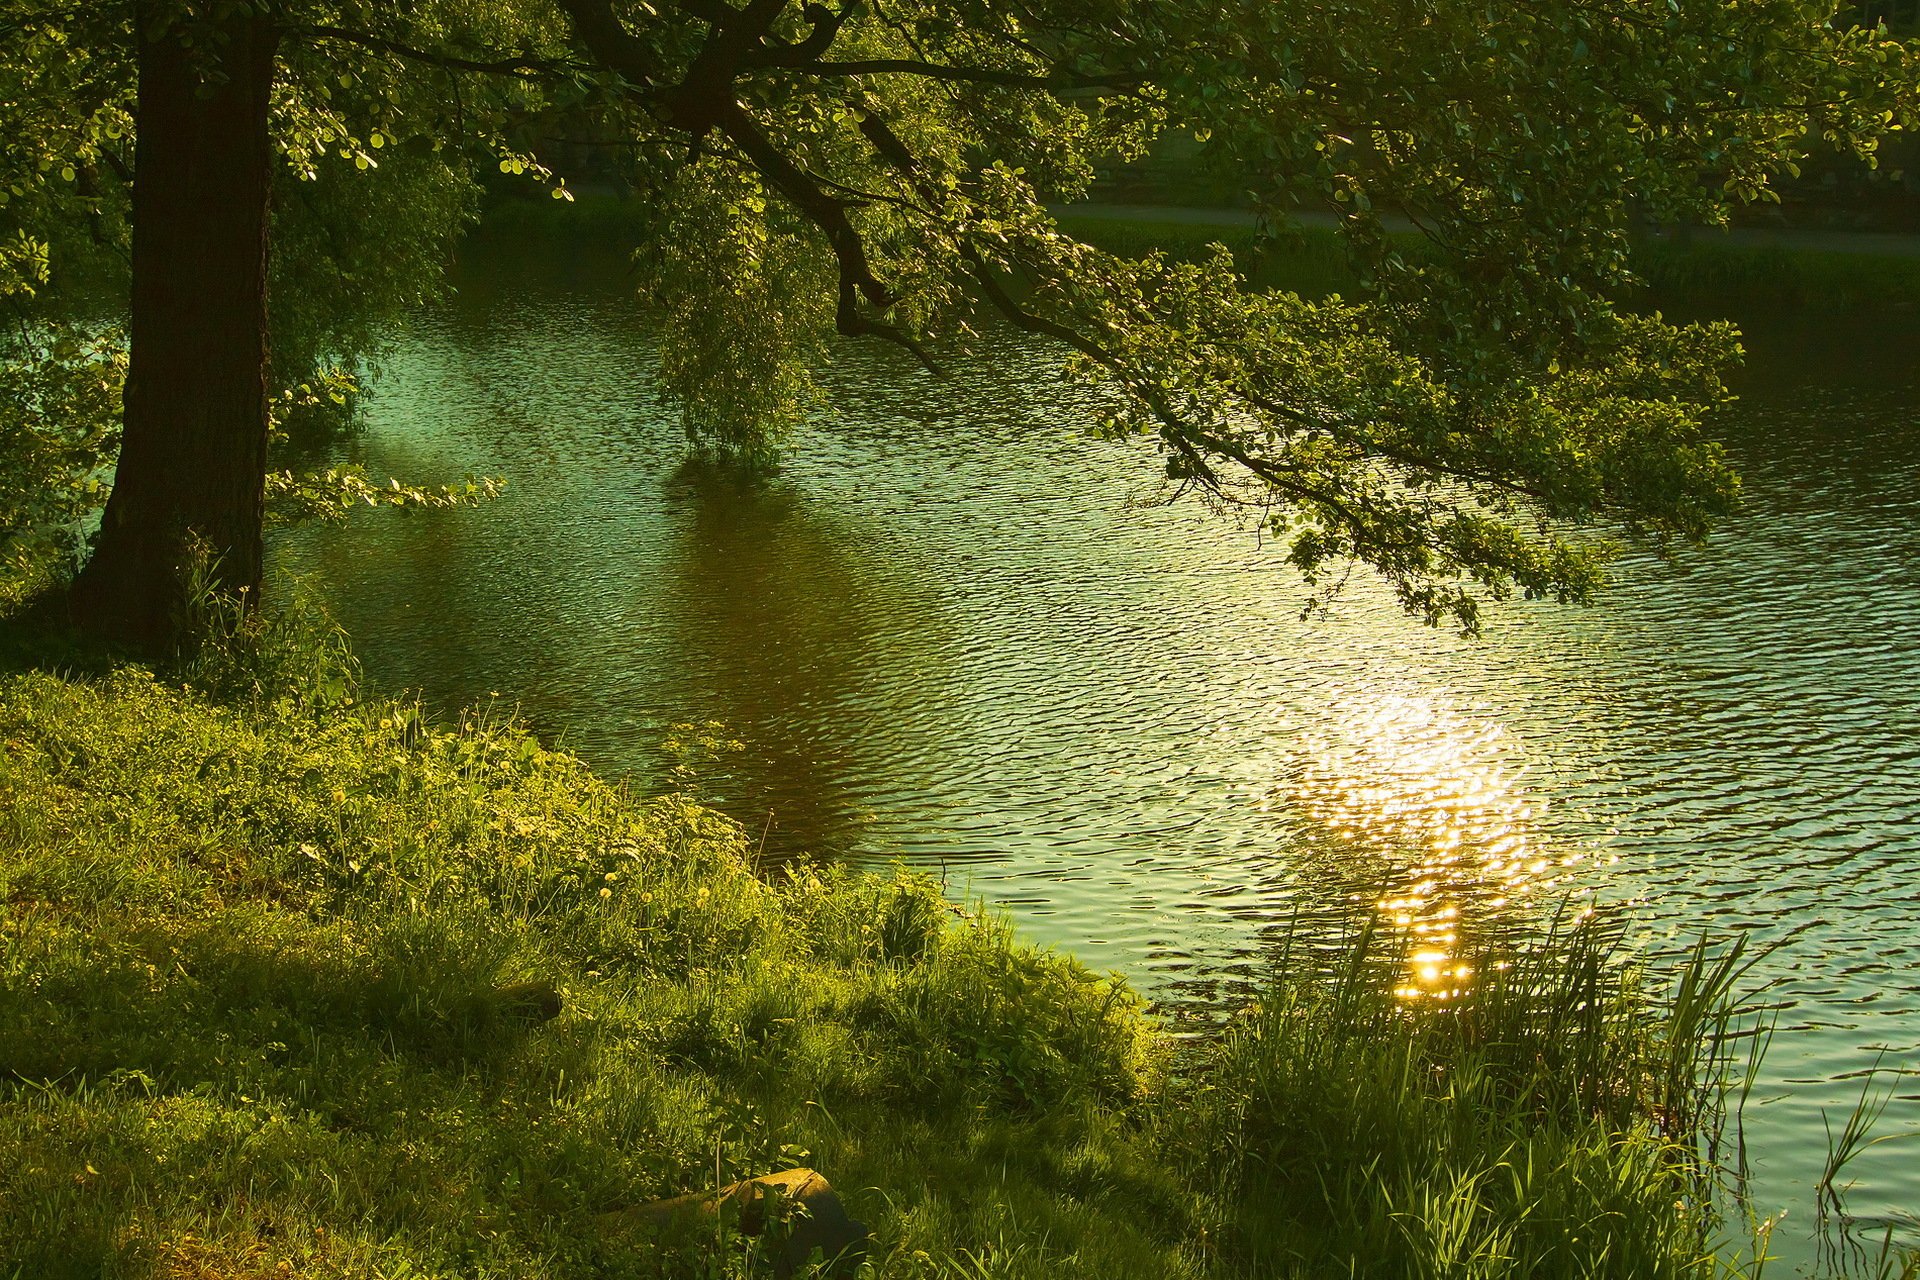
{"left": 1288, "top": 693, "right": 1606, "bottom": 1000}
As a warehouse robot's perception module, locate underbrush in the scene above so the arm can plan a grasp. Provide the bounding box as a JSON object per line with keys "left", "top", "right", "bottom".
{"left": 0, "top": 601, "right": 1876, "bottom": 1278}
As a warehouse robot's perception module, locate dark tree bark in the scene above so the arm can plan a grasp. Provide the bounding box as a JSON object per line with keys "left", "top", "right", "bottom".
{"left": 70, "top": 6, "right": 281, "bottom": 653}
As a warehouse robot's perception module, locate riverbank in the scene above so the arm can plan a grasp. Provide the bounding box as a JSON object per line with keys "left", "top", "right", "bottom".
{"left": 1050, "top": 204, "right": 1920, "bottom": 311}
{"left": 0, "top": 599, "right": 1777, "bottom": 1278}
{"left": 478, "top": 192, "right": 1920, "bottom": 311}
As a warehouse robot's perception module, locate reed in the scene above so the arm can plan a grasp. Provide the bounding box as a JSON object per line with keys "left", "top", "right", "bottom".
{"left": 1168, "top": 914, "right": 1777, "bottom": 1279}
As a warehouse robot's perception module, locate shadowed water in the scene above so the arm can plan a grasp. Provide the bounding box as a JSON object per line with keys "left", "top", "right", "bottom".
{"left": 275, "top": 239, "right": 1920, "bottom": 1264}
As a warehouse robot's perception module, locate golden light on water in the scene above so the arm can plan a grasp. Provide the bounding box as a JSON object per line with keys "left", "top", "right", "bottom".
{"left": 1289, "top": 693, "right": 1596, "bottom": 1000}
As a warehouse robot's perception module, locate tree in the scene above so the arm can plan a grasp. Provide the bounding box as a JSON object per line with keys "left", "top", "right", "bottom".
{"left": 64, "top": 5, "right": 281, "bottom": 647}
{"left": 2, "top": 1, "right": 486, "bottom": 629}
{"left": 5, "top": 0, "right": 1916, "bottom": 648}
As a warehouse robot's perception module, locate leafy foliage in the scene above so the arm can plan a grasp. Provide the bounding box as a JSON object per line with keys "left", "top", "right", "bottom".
{"left": 637, "top": 155, "right": 835, "bottom": 455}
{"left": 263, "top": 466, "right": 505, "bottom": 524}
{"left": 4, "top": 0, "right": 1918, "bottom": 628}
{"left": 0, "top": 328, "right": 124, "bottom": 602}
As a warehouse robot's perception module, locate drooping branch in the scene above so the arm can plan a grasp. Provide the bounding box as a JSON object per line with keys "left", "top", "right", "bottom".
{"left": 553, "top": 0, "right": 1136, "bottom": 379}
{"left": 737, "top": 58, "right": 1434, "bottom": 518}
{"left": 958, "top": 248, "right": 1222, "bottom": 486}
{"left": 711, "top": 98, "right": 942, "bottom": 368}
{"left": 552, "top": 0, "right": 926, "bottom": 364}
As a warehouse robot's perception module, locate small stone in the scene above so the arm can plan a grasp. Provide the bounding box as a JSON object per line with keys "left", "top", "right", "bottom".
{"left": 600, "top": 1167, "right": 869, "bottom": 1277}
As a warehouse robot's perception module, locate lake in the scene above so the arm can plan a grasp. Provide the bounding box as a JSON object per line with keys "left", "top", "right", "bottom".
{"left": 275, "top": 234, "right": 1920, "bottom": 1267}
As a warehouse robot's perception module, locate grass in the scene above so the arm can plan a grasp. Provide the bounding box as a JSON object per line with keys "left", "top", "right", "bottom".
{"left": 1194, "top": 922, "right": 1761, "bottom": 1279}
{"left": 0, "top": 593, "right": 1902, "bottom": 1278}
{"left": 1055, "top": 212, "right": 1920, "bottom": 313}
{"left": 1630, "top": 238, "right": 1920, "bottom": 312}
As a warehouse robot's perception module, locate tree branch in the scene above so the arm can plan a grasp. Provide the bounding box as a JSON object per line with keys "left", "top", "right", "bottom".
{"left": 712, "top": 99, "right": 943, "bottom": 370}
{"left": 292, "top": 24, "right": 585, "bottom": 80}
{"left": 745, "top": 0, "right": 857, "bottom": 67}
{"left": 796, "top": 58, "right": 1140, "bottom": 91}
{"left": 552, "top": 0, "right": 664, "bottom": 88}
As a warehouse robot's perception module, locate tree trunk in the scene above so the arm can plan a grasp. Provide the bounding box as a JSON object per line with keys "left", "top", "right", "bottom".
{"left": 70, "top": 6, "right": 280, "bottom": 653}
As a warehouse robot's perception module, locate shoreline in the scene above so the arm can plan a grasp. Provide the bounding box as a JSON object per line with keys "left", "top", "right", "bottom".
{"left": 1055, "top": 200, "right": 1920, "bottom": 260}
{"left": 0, "top": 599, "right": 1820, "bottom": 1278}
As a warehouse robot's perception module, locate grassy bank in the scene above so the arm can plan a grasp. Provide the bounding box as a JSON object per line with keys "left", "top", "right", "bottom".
{"left": 1629, "top": 237, "right": 1920, "bottom": 311}
{"left": 1053, "top": 212, "right": 1920, "bottom": 312}
{"left": 480, "top": 191, "right": 1920, "bottom": 311}
{"left": 0, "top": 601, "right": 1830, "bottom": 1278}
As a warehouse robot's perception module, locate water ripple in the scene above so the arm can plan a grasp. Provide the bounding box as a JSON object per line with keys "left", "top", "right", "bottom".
{"left": 277, "top": 245, "right": 1920, "bottom": 1263}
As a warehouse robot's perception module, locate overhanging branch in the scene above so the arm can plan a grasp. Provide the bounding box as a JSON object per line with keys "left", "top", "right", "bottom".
{"left": 796, "top": 58, "right": 1141, "bottom": 92}
{"left": 292, "top": 24, "right": 586, "bottom": 80}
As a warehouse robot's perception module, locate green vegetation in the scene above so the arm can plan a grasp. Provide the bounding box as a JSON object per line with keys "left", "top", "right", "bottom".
{"left": 0, "top": 600, "right": 1844, "bottom": 1279}
{"left": 10, "top": 4, "right": 1917, "bottom": 646}
{"left": 1631, "top": 239, "right": 1920, "bottom": 312}
{"left": 5, "top": 3, "right": 1918, "bottom": 1273}
{"left": 1057, "top": 211, "right": 1920, "bottom": 314}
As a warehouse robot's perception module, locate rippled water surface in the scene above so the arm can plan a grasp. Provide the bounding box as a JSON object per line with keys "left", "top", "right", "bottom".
{"left": 276, "top": 239, "right": 1920, "bottom": 1264}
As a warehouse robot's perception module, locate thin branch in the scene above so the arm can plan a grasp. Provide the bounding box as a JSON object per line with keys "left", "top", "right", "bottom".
{"left": 796, "top": 58, "right": 1140, "bottom": 91}
{"left": 293, "top": 24, "right": 585, "bottom": 80}
{"left": 795, "top": 162, "right": 940, "bottom": 217}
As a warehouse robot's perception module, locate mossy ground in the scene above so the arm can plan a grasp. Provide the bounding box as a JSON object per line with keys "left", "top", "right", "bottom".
{"left": 0, "top": 594, "right": 1842, "bottom": 1279}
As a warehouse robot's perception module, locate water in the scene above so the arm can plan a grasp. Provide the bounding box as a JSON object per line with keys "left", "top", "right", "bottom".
{"left": 275, "top": 238, "right": 1920, "bottom": 1264}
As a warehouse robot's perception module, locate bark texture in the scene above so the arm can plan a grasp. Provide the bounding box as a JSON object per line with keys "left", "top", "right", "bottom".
{"left": 71, "top": 7, "right": 280, "bottom": 652}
